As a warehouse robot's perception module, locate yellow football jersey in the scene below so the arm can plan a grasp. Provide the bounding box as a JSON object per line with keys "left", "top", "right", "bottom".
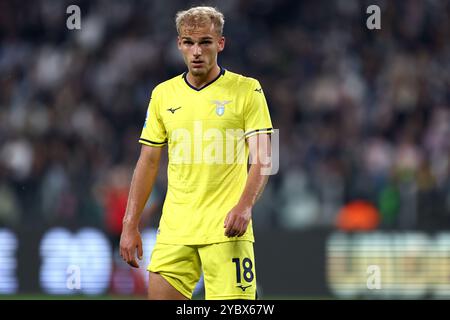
{"left": 139, "top": 68, "right": 273, "bottom": 245}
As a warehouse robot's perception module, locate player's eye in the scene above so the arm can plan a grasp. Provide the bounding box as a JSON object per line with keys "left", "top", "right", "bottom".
{"left": 200, "top": 41, "right": 212, "bottom": 45}
{"left": 183, "top": 40, "right": 193, "bottom": 45}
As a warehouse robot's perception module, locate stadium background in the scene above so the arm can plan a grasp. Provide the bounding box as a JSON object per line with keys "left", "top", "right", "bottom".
{"left": 0, "top": 0, "right": 449, "bottom": 299}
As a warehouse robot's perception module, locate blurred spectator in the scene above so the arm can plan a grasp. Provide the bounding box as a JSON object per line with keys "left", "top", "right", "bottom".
{"left": 0, "top": 165, "right": 21, "bottom": 226}
{"left": 336, "top": 200, "right": 380, "bottom": 231}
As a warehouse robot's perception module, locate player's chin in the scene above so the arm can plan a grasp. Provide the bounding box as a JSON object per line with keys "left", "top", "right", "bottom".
{"left": 190, "top": 66, "right": 207, "bottom": 76}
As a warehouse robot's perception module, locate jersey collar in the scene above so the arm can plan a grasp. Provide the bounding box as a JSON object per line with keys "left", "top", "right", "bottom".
{"left": 182, "top": 66, "right": 225, "bottom": 91}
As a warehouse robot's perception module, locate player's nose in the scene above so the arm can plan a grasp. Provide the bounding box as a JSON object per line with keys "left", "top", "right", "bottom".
{"left": 193, "top": 43, "right": 202, "bottom": 56}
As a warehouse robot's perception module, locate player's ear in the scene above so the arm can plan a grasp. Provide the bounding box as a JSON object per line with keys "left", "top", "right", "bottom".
{"left": 218, "top": 36, "right": 225, "bottom": 52}
{"left": 177, "top": 36, "right": 182, "bottom": 50}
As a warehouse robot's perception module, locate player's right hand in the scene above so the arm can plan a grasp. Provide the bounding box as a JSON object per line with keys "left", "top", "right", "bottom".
{"left": 119, "top": 225, "right": 143, "bottom": 268}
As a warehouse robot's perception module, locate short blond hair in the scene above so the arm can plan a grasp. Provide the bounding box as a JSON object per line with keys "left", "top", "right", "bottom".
{"left": 175, "top": 6, "right": 225, "bottom": 36}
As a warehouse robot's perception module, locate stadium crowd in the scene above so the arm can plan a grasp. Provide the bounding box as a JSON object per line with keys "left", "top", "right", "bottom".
{"left": 0, "top": 0, "right": 449, "bottom": 236}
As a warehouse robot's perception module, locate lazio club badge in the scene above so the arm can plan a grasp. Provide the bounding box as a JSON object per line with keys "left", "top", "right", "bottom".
{"left": 212, "top": 100, "right": 232, "bottom": 116}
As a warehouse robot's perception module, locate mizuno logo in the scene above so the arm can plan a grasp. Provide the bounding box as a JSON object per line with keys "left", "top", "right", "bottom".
{"left": 236, "top": 284, "right": 252, "bottom": 292}
{"left": 254, "top": 88, "right": 262, "bottom": 93}
{"left": 167, "top": 107, "right": 182, "bottom": 114}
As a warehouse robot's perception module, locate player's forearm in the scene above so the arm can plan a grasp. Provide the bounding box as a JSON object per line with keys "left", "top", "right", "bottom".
{"left": 122, "top": 157, "right": 159, "bottom": 230}
{"left": 237, "top": 134, "right": 272, "bottom": 210}
{"left": 237, "top": 162, "right": 270, "bottom": 209}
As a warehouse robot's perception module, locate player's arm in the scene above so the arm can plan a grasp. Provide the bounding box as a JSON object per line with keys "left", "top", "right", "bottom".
{"left": 224, "top": 133, "right": 272, "bottom": 237}
{"left": 120, "top": 144, "right": 162, "bottom": 268}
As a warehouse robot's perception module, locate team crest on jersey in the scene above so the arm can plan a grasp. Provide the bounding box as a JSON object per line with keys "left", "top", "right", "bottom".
{"left": 212, "top": 100, "right": 232, "bottom": 116}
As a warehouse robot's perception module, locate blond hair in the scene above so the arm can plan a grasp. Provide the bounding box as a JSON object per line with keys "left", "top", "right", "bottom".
{"left": 175, "top": 6, "right": 225, "bottom": 36}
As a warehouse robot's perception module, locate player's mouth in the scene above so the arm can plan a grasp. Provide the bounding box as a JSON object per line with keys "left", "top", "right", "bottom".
{"left": 191, "top": 61, "right": 204, "bottom": 67}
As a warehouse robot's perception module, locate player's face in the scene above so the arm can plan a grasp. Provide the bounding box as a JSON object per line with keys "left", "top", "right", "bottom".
{"left": 178, "top": 23, "right": 225, "bottom": 77}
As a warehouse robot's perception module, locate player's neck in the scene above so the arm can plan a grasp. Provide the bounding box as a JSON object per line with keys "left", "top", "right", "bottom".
{"left": 186, "top": 65, "right": 221, "bottom": 89}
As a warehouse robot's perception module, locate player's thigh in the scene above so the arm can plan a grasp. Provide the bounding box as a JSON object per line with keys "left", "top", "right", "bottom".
{"left": 148, "top": 242, "right": 202, "bottom": 299}
{"left": 199, "top": 240, "right": 256, "bottom": 300}
{"left": 148, "top": 272, "right": 188, "bottom": 300}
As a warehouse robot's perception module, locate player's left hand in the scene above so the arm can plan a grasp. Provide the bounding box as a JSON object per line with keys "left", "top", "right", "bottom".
{"left": 224, "top": 205, "right": 252, "bottom": 237}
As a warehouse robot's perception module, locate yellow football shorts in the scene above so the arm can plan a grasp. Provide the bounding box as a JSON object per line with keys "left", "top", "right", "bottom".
{"left": 148, "top": 240, "right": 257, "bottom": 300}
